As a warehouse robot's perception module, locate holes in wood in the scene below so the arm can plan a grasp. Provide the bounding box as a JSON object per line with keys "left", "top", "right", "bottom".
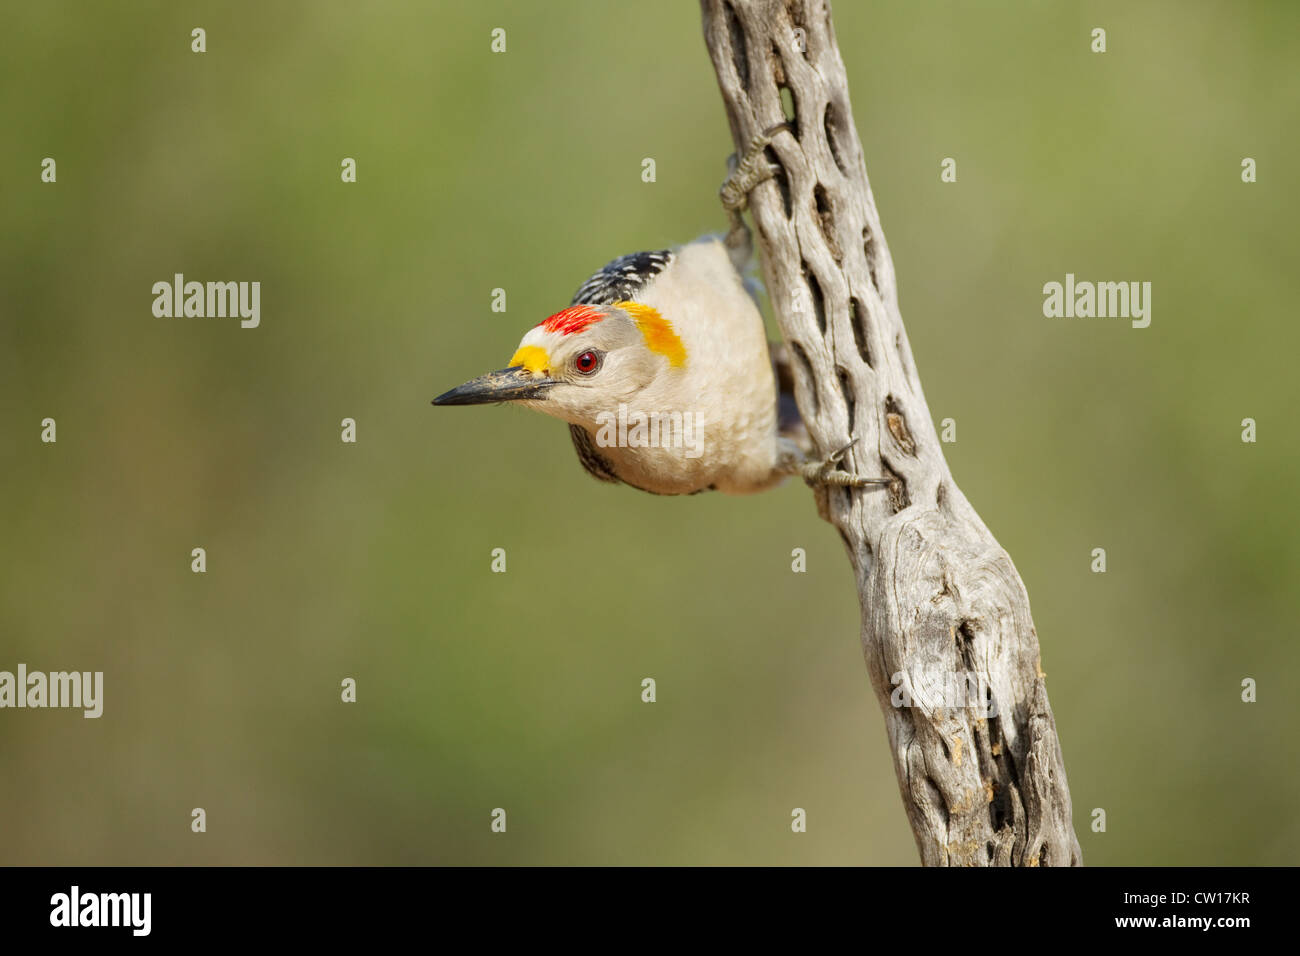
{"left": 803, "top": 264, "right": 826, "bottom": 335}
{"left": 849, "top": 296, "right": 872, "bottom": 369}
{"left": 882, "top": 460, "right": 909, "bottom": 513}
{"left": 885, "top": 394, "right": 917, "bottom": 456}
{"left": 863, "top": 227, "right": 881, "bottom": 290}
{"left": 813, "top": 183, "right": 841, "bottom": 261}
{"left": 723, "top": 1, "right": 748, "bottom": 89}
{"left": 990, "top": 784, "right": 1011, "bottom": 836}
{"left": 776, "top": 165, "right": 792, "bottom": 219}
{"left": 837, "top": 366, "right": 855, "bottom": 435}
{"left": 955, "top": 620, "right": 977, "bottom": 670}
{"left": 787, "top": 340, "right": 817, "bottom": 416}
{"left": 824, "top": 101, "right": 849, "bottom": 176}
{"left": 779, "top": 84, "right": 796, "bottom": 128}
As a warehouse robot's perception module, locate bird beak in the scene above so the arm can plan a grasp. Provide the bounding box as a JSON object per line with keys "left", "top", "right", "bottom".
{"left": 432, "top": 367, "right": 558, "bottom": 406}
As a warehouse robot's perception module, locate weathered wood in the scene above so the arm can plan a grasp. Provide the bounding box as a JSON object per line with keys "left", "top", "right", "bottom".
{"left": 700, "top": 0, "right": 1081, "bottom": 866}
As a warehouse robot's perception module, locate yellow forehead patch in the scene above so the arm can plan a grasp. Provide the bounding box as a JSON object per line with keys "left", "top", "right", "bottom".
{"left": 615, "top": 301, "right": 686, "bottom": 368}
{"left": 508, "top": 345, "right": 549, "bottom": 375}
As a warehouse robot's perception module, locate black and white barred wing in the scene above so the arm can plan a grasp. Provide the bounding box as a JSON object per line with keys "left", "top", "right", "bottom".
{"left": 569, "top": 250, "right": 673, "bottom": 306}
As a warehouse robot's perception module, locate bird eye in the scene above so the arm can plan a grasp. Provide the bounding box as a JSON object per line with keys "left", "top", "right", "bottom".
{"left": 574, "top": 350, "right": 602, "bottom": 375}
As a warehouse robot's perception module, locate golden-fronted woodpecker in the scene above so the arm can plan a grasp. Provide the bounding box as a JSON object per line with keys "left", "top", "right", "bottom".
{"left": 434, "top": 128, "right": 890, "bottom": 497}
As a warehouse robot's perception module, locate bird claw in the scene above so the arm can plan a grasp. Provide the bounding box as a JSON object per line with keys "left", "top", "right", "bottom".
{"left": 719, "top": 122, "right": 791, "bottom": 212}
{"left": 721, "top": 123, "right": 791, "bottom": 272}
{"left": 799, "top": 438, "right": 894, "bottom": 489}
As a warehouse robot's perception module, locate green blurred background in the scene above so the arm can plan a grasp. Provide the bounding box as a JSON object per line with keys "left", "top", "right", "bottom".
{"left": 2, "top": 1, "right": 1297, "bottom": 865}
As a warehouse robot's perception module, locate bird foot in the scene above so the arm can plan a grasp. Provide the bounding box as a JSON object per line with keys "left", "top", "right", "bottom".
{"left": 798, "top": 438, "right": 894, "bottom": 489}
{"left": 720, "top": 122, "right": 791, "bottom": 269}
{"left": 720, "top": 122, "right": 790, "bottom": 212}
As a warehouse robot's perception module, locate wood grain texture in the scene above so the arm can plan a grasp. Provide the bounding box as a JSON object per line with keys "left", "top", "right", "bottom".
{"left": 700, "top": 0, "right": 1082, "bottom": 866}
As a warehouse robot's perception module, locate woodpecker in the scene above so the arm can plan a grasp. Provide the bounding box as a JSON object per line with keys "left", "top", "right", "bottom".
{"left": 434, "top": 128, "right": 890, "bottom": 497}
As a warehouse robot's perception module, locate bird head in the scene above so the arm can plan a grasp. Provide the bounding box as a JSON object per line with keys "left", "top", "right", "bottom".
{"left": 433, "top": 302, "right": 686, "bottom": 429}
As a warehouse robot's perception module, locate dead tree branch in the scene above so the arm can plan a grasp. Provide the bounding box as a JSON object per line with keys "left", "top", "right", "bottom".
{"left": 700, "top": 0, "right": 1082, "bottom": 866}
